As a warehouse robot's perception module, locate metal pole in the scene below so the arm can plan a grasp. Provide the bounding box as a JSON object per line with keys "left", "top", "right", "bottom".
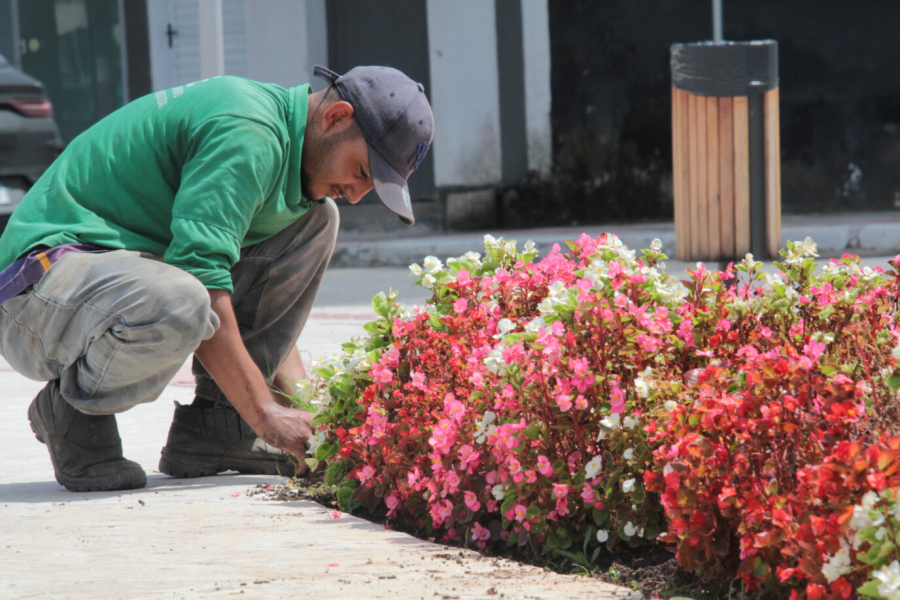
{"left": 712, "top": 0, "right": 723, "bottom": 43}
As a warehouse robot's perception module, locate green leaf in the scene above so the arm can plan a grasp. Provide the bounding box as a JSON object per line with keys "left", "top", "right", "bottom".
{"left": 858, "top": 581, "right": 883, "bottom": 598}
{"left": 310, "top": 412, "right": 331, "bottom": 427}
{"left": 523, "top": 424, "right": 541, "bottom": 440}
{"left": 592, "top": 507, "right": 609, "bottom": 527}
{"left": 316, "top": 441, "right": 338, "bottom": 461}
{"left": 304, "top": 458, "right": 319, "bottom": 472}
{"left": 324, "top": 460, "right": 345, "bottom": 486}
{"left": 888, "top": 372, "right": 900, "bottom": 393}
{"left": 336, "top": 482, "right": 359, "bottom": 512}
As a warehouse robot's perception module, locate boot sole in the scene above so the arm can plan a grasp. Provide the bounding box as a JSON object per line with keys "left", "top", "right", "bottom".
{"left": 158, "top": 446, "right": 297, "bottom": 479}
{"left": 28, "top": 396, "right": 147, "bottom": 493}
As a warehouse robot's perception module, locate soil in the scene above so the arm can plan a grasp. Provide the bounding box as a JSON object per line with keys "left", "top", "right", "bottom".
{"left": 249, "top": 478, "right": 718, "bottom": 599}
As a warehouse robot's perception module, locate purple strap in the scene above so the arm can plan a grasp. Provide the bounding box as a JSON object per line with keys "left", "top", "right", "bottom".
{"left": 0, "top": 244, "right": 110, "bottom": 306}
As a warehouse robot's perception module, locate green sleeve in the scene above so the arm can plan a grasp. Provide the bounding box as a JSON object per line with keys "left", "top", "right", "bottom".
{"left": 164, "top": 116, "right": 283, "bottom": 292}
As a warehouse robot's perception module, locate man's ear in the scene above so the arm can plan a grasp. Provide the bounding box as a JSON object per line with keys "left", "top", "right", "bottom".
{"left": 321, "top": 100, "right": 356, "bottom": 133}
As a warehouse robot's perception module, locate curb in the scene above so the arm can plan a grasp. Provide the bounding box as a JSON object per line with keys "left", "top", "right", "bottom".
{"left": 332, "top": 214, "right": 900, "bottom": 268}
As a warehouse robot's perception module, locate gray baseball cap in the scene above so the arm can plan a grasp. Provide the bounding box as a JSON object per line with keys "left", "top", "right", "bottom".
{"left": 314, "top": 65, "right": 434, "bottom": 226}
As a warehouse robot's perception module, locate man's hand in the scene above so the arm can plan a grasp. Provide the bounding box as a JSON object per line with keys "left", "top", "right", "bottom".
{"left": 195, "top": 289, "right": 313, "bottom": 462}
{"left": 253, "top": 403, "right": 314, "bottom": 460}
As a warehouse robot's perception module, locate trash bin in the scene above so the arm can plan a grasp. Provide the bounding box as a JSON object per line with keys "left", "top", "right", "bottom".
{"left": 671, "top": 40, "right": 780, "bottom": 261}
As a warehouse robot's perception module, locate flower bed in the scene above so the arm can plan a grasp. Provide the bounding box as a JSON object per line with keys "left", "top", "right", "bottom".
{"left": 295, "top": 234, "right": 900, "bottom": 598}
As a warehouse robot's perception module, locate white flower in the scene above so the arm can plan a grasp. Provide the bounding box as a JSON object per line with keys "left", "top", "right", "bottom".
{"left": 822, "top": 545, "right": 852, "bottom": 583}
{"left": 623, "top": 522, "right": 637, "bottom": 537}
{"left": 634, "top": 377, "right": 650, "bottom": 398}
{"left": 650, "top": 238, "right": 662, "bottom": 251}
{"left": 524, "top": 317, "right": 545, "bottom": 334}
{"left": 623, "top": 416, "right": 637, "bottom": 430}
{"left": 422, "top": 274, "right": 436, "bottom": 289}
{"left": 474, "top": 412, "right": 497, "bottom": 444}
{"left": 306, "top": 430, "right": 327, "bottom": 456}
{"left": 623, "top": 448, "right": 634, "bottom": 461}
{"left": 596, "top": 530, "right": 609, "bottom": 543}
{"left": 409, "top": 263, "right": 423, "bottom": 276}
{"left": 491, "top": 484, "right": 506, "bottom": 501}
{"left": 503, "top": 240, "right": 517, "bottom": 254}
{"left": 621, "top": 478, "right": 636, "bottom": 493}
{"left": 600, "top": 413, "right": 620, "bottom": 430}
{"left": 423, "top": 255, "right": 443, "bottom": 274}
{"left": 863, "top": 490, "right": 880, "bottom": 510}
{"left": 873, "top": 560, "right": 900, "bottom": 600}
{"left": 524, "top": 240, "right": 536, "bottom": 252}
{"left": 483, "top": 348, "right": 508, "bottom": 376}
{"left": 497, "top": 318, "right": 516, "bottom": 335}
{"left": 664, "top": 400, "right": 677, "bottom": 412}
{"left": 797, "top": 236, "right": 819, "bottom": 258}
{"left": 585, "top": 456, "right": 603, "bottom": 479}
{"left": 548, "top": 280, "right": 568, "bottom": 297}
{"left": 464, "top": 251, "right": 482, "bottom": 262}
{"left": 484, "top": 234, "right": 498, "bottom": 248}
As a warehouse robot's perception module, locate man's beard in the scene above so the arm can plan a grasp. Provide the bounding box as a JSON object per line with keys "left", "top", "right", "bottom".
{"left": 299, "top": 121, "right": 360, "bottom": 202}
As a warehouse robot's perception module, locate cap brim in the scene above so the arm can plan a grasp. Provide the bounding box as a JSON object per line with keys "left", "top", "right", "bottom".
{"left": 368, "top": 145, "right": 415, "bottom": 225}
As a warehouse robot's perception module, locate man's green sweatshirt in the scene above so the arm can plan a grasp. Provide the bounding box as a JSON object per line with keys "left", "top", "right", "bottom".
{"left": 0, "top": 75, "right": 316, "bottom": 292}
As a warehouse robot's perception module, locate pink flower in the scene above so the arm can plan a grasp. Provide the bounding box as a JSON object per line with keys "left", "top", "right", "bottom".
{"left": 358, "top": 465, "right": 376, "bottom": 483}
{"left": 411, "top": 371, "right": 426, "bottom": 389}
{"left": 537, "top": 455, "right": 554, "bottom": 477}
{"left": 385, "top": 494, "right": 399, "bottom": 514}
{"left": 430, "top": 499, "right": 453, "bottom": 527}
{"left": 442, "top": 469, "right": 461, "bottom": 495}
{"left": 556, "top": 394, "right": 573, "bottom": 412}
{"left": 444, "top": 394, "right": 465, "bottom": 420}
{"left": 552, "top": 483, "right": 569, "bottom": 500}
{"left": 609, "top": 381, "right": 626, "bottom": 414}
{"left": 716, "top": 319, "right": 731, "bottom": 332}
{"left": 371, "top": 365, "right": 393, "bottom": 384}
{"left": 524, "top": 469, "right": 537, "bottom": 483}
{"left": 575, "top": 395, "right": 588, "bottom": 410}
{"left": 407, "top": 467, "right": 421, "bottom": 488}
{"left": 471, "top": 522, "right": 491, "bottom": 546}
{"left": 471, "top": 372, "right": 484, "bottom": 387}
{"left": 453, "top": 298, "right": 468, "bottom": 314}
{"left": 513, "top": 504, "right": 527, "bottom": 522}
{"left": 803, "top": 339, "right": 826, "bottom": 360}
{"left": 457, "top": 269, "right": 472, "bottom": 286}
{"left": 383, "top": 346, "right": 400, "bottom": 366}
{"left": 464, "top": 491, "right": 481, "bottom": 512}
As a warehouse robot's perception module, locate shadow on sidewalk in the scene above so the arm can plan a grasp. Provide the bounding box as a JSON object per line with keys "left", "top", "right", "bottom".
{"left": 0, "top": 472, "right": 283, "bottom": 504}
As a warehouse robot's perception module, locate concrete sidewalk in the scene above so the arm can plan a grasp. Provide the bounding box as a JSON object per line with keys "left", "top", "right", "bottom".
{"left": 0, "top": 309, "right": 638, "bottom": 600}
{"left": 333, "top": 211, "right": 900, "bottom": 267}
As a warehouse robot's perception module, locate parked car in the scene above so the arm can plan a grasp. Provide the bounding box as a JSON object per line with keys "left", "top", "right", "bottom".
{"left": 0, "top": 52, "right": 63, "bottom": 236}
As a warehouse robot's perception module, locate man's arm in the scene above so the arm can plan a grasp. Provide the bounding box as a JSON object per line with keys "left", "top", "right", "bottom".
{"left": 194, "top": 289, "right": 312, "bottom": 460}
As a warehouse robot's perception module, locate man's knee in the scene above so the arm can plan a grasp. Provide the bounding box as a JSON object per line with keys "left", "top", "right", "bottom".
{"left": 155, "top": 273, "right": 219, "bottom": 348}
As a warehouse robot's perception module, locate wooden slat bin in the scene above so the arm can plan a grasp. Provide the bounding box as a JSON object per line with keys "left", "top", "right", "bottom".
{"left": 671, "top": 41, "right": 781, "bottom": 261}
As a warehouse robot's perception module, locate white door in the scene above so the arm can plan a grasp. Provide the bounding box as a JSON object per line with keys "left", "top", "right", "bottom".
{"left": 147, "top": 0, "right": 248, "bottom": 91}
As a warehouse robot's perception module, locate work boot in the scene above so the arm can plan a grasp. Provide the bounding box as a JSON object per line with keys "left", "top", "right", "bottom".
{"left": 28, "top": 381, "right": 147, "bottom": 492}
{"left": 158, "top": 401, "right": 302, "bottom": 478}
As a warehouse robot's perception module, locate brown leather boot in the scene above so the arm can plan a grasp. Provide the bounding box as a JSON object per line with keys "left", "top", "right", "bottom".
{"left": 28, "top": 381, "right": 146, "bottom": 492}
{"left": 158, "top": 401, "right": 302, "bottom": 478}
